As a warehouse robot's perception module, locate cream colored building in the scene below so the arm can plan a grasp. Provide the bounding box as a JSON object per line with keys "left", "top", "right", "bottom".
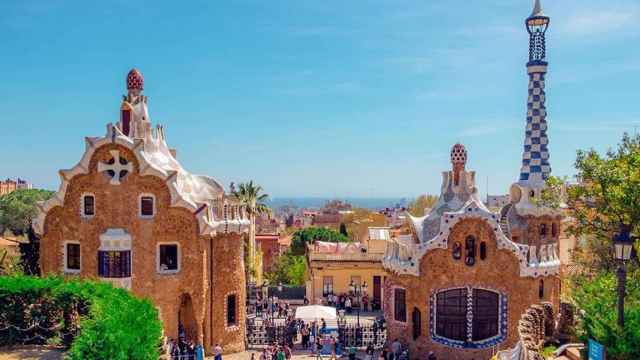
{"left": 305, "top": 227, "right": 391, "bottom": 311}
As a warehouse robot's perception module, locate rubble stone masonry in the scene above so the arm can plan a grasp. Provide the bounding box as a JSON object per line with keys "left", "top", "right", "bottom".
{"left": 39, "top": 144, "right": 245, "bottom": 354}
{"left": 384, "top": 218, "right": 560, "bottom": 360}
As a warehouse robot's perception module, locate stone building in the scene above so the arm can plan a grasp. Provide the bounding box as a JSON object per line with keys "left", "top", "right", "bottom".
{"left": 33, "top": 69, "right": 250, "bottom": 354}
{"left": 306, "top": 227, "right": 392, "bottom": 310}
{"left": 0, "top": 178, "right": 32, "bottom": 196}
{"left": 381, "top": 2, "right": 562, "bottom": 359}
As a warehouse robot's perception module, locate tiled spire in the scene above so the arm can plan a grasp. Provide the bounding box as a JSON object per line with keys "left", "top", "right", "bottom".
{"left": 519, "top": 0, "right": 551, "bottom": 187}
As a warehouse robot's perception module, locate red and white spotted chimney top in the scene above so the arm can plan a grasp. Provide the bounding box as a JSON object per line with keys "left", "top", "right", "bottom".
{"left": 450, "top": 143, "right": 467, "bottom": 166}
{"left": 126, "top": 68, "right": 144, "bottom": 91}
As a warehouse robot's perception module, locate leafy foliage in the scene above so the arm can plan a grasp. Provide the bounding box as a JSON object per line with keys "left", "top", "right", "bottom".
{"left": 290, "top": 227, "right": 349, "bottom": 256}
{"left": 0, "top": 189, "right": 54, "bottom": 235}
{"left": 265, "top": 252, "right": 307, "bottom": 286}
{"left": 0, "top": 275, "right": 162, "bottom": 360}
{"left": 536, "top": 175, "right": 568, "bottom": 210}
{"left": 565, "top": 133, "right": 640, "bottom": 271}
{"left": 571, "top": 270, "right": 640, "bottom": 360}
{"left": 407, "top": 194, "right": 438, "bottom": 217}
{"left": 0, "top": 189, "right": 54, "bottom": 275}
{"left": 232, "top": 180, "right": 271, "bottom": 282}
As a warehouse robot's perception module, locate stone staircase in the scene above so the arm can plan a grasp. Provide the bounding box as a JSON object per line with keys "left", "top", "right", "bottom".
{"left": 499, "top": 203, "right": 512, "bottom": 237}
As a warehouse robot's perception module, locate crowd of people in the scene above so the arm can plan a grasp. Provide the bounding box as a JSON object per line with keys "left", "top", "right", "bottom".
{"left": 166, "top": 324, "right": 208, "bottom": 360}
{"left": 324, "top": 293, "right": 377, "bottom": 313}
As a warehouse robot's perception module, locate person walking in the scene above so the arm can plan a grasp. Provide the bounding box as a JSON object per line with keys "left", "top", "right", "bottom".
{"left": 391, "top": 339, "right": 402, "bottom": 360}
{"left": 345, "top": 297, "right": 352, "bottom": 314}
{"left": 365, "top": 343, "right": 375, "bottom": 360}
{"left": 214, "top": 343, "right": 223, "bottom": 360}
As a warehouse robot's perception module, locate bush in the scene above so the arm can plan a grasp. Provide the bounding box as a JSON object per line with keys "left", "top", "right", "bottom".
{"left": 571, "top": 270, "right": 640, "bottom": 360}
{"left": 290, "top": 227, "right": 349, "bottom": 255}
{"left": 0, "top": 275, "right": 162, "bottom": 360}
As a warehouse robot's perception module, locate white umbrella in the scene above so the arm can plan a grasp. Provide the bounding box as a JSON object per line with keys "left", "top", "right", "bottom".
{"left": 294, "top": 305, "right": 337, "bottom": 320}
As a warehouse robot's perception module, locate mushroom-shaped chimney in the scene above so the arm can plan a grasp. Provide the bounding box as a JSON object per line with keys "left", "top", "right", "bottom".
{"left": 126, "top": 68, "right": 144, "bottom": 93}
{"left": 450, "top": 143, "right": 467, "bottom": 185}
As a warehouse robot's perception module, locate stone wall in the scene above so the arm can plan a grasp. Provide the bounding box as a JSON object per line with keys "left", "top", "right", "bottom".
{"left": 39, "top": 143, "right": 245, "bottom": 354}
{"left": 384, "top": 218, "right": 560, "bottom": 360}
{"left": 208, "top": 233, "right": 246, "bottom": 353}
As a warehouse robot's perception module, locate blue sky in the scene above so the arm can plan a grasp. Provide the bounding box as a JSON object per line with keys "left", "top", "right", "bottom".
{"left": 1, "top": 0, "right": 639, "bottom": 199}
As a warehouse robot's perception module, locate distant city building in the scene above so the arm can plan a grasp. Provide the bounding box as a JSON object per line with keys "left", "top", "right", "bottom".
{"left": 306, "top": 226, "right": 392, "bottom": 310}
{"left": 486, "top": 194, "right": 510, "bottom": 208}
{"left": 311, "top": 212, "right": 341, "bottom": 229}
{"left": 0, "top": 178, "right": 32, "bottom": 196}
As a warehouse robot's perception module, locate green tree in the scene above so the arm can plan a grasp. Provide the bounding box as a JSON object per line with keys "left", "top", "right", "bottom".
{"left": 571, "top": 270, "right": 640, "bottom": 360}
{"left": 565, "top": 133, "right": 640, "bottom": 271}
{"left": 408, "top": 194, "right": 438, "bottom": 217}
{"left": 232, "top": 181, "right": 271, "bottom": 283}
{"left": 290, "top": 227, "right": 349, "bottom": 256}
{"left": 0, "top": 189, "right": 53, "bottom": 235}
{"left": 265, "top": 252, "right": 307, "bottom": 286}
{"left": 0, "top": 189, "right": 54, "bottom": 275}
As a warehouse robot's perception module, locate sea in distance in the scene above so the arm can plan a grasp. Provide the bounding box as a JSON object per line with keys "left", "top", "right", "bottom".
{"left": 266, "top": 197, "right": 411, "bottom": 211}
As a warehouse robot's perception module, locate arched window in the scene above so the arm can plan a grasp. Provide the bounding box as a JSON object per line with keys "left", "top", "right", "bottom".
{"left": 465, "top": 236, "right": 476, "bottom": 266}
{"left": 432, "top": 288, "right": 504, "bottom": 348}
{"left": 412, "top": 307, "right": 422, "bottom": 340}
{"left": 479, "top": 242, "right": 487, "bottom": 260}
{"left": 540, "top": 224, "right": 547, "bottom": 238}
{"left": 551, "top": 223, "right": 558, "bottom": 237}
{"left": 538, "top": 279, "right": 544, "bottom": 299}
{"left": 452, "top": 242, "right": 462, "bottom": 260}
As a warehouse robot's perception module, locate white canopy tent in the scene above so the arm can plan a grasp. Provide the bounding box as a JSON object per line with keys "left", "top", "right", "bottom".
{"left": 294, "top": 305, "right": 337, "bottom": 321}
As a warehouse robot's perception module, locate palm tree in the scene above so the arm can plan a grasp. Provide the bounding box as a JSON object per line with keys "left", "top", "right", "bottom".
{"left": 231, "top": 181, "right": 271, "bottom": 283}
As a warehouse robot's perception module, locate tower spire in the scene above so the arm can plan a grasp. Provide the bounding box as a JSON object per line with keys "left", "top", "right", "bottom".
{"left": 519, "top": 1, "right": 551, "bottom": 188}
{"left": 531, "top": 0, "right": 544, "bottom": 17}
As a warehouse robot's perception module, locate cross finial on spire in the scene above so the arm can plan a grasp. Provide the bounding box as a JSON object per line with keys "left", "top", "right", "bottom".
{"left": 531, "top": 0, "right": 544, "bottom": 18}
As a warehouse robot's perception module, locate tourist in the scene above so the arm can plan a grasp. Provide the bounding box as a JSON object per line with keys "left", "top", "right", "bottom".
{"left": 362, "top": 294, "right": 369, "bottom": 312}
{"left": 365, "top": 343, "right": 375, "bottom": 360}
{"left": 348, "top": 345, "right": 357, "bottom": 360}
{"left": 276, "top": 346, "right": 286, "bottom": 360}
{"left": 379, "top": 348, "right": 389, "bottom": 360}
{"left": 391, "top": 339, "right": 402, "bottom": 359}
{"left": 330, "top": 337, "right": 337, "bottom": 360}
{"left": 345, "top": 297, "right": 352, "bottom": 314}
{"left": 260, "top": 349, "right": 269, "bottom": 360}
{"left": 320, "top": 318, "right": 327, "bottom": 333}
{"left": 214, "top": 343, "right": 223, "bottom": 360}
{"left": 284, "top": 344, "right": 292, "bottom": 360}
{"left": 301, "top": 324, "right": 309, "bottom": 349}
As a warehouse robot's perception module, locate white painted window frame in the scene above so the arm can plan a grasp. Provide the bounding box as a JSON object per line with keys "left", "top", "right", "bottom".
{"left": 80, "top": 193, "right": 96, "bottom": 218}
{"left": 156, "top": 242, "right": 180, "bottom": 275}
{"left": 63, "top": 240, "right": 81, "bottom": 274}
{"left": 139, "top": 193, "right": 156, "bottom": 219}
{"left": 391, "top": 285, "right": 408, "bottom": 324}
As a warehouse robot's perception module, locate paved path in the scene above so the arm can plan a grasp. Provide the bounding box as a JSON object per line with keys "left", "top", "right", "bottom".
{"left": 0, "top": 346, "right": 64, "bottom": 360}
